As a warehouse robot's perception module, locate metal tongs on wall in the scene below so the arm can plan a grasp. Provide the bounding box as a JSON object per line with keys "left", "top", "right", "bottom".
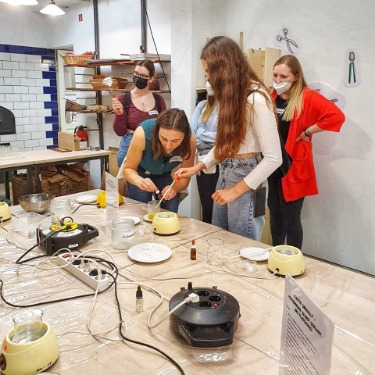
{"left": 348, "top": 51, "right": 356, "bottom": 84}
{"left": 155, "top": 171, "right": 182, "bottom": 209}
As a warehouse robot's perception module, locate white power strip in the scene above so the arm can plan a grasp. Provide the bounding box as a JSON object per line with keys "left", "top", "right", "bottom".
{"left": 56, "top": 254, "right": 111, "bottom": 293}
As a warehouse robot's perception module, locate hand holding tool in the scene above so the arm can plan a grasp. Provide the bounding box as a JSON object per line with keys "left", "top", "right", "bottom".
{"left": 156, "top": 171, "right": 182, "bottom": 209}
{"left": 102, "top": 77, "right": 122, "bottom": 115}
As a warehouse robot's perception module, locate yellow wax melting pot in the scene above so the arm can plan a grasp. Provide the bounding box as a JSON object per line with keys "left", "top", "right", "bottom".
{"left": 267, "top": 245, "right": 305, "bottom": 276}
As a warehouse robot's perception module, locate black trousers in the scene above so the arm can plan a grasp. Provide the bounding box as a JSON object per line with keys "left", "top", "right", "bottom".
{"left": 196, "top": 167, "right": 219, "bottom": 224}
{"left": 267, "top": 178, "right": 305, "bottom": 249}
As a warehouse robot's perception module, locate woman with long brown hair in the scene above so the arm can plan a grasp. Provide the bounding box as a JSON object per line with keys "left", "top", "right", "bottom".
{"left": 178, "top": 36, "right": 282, "bottom": 240}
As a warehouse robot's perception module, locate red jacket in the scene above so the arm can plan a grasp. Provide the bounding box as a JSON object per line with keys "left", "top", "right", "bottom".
{"left": 272, "top": 88, "right": 345, "bottom": 202}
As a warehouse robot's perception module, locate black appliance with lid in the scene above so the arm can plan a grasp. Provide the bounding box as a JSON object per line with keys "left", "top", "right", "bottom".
{"left": 169, "top": 282, "right": 240, "bottom": 347}
{"left": 0, "top": 106, "right": 16, "bottom": 135}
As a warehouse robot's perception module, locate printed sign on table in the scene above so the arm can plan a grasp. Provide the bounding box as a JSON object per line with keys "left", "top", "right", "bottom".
{"left": 279, "top": 275, "right": 334, "bottom": 375}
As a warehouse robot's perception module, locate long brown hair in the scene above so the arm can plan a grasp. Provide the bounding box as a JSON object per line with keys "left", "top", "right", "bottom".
{"left": 271, "top": 55, "right": 307, "bottom": 121}
{"left": 200, "top": 36, "right": 273, "bottom": 161}
{"left": 152, "top": 108, "right": 192, "bottom": 160}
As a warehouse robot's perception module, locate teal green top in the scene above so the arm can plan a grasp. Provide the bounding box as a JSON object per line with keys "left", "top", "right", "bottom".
{"left": 140, "top": 119, "right": 182, "bottom": 175}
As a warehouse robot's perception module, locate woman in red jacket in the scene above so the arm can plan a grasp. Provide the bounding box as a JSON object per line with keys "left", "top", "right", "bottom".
{"left": 268, "top": 55, "right": 345, "bottom": 249}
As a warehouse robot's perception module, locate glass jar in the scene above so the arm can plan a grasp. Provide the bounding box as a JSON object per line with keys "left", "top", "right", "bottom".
{"left": 111, "top": 218, "right": 136, "bottom": 250}
{"left": 11, "top": 308, "right": 46, "bottom": 344}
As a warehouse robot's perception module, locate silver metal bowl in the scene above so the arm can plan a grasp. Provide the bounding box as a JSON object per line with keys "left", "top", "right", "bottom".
{"left": 18, "top": 193, "right": 54, "bottom": 214}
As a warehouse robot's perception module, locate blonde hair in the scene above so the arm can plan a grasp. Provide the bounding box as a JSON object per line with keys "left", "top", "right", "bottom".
{"left": 272, "top": 55, "right": 307, "bottom": 121}
{"left": 201, "top": 95, "right": 215, "bottom": 123}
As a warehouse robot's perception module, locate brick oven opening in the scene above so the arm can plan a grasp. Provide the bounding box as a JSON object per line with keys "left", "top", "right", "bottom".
{"left": 0, "top": 106, "right": 16, "bottom": 135}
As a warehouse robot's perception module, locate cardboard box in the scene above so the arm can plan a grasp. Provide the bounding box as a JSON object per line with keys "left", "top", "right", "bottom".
{"left": 58, "top": 132, "right": 81, "bottom": 151}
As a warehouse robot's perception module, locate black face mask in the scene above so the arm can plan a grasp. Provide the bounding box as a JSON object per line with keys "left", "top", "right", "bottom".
{"left": 132, "top": 75, "right": 149, "bottom": 89}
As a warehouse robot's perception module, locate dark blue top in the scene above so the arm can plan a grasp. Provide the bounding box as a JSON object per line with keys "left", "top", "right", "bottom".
{"left": 140, "top": 119, "right": 182, "bottom": 175}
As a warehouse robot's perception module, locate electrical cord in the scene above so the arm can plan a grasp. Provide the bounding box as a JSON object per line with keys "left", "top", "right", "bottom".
{"left": 148, "top": 292, "right": 199, "bottom": 329}
{"left": 15, "top": 228, "right": 62, "bottom": 264}
{"left": 143, "top": 4, "right": 171, "bottom": 92}
{"left": 71, "top": 203, "right": 97, "bottom": 214}
{"left": 0, "top": 254, "right": 118, "bottom": 308}
{"left": 107, "top": 273, "right": 186, "bottom": 375}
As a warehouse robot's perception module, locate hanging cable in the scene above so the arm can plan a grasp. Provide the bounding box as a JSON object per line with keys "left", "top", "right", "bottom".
{"left": 143, "top": 3, "right": 171, "bottom": 92}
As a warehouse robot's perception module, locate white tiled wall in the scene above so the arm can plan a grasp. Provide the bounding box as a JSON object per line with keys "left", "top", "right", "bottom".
{"left": 0, "top": 45, "right": 58, "bottom": 151}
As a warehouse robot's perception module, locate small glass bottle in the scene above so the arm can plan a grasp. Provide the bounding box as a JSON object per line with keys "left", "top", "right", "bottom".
{"left": 190, "top": 239, "right": 197, "bottom": 260}
{"left": 136, "top": 285, "right": 143, "bottom": 313}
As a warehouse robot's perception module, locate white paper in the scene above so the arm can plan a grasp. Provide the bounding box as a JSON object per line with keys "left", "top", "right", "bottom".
{"left": 279, "top": 275, "right": 334, "bottom": 375}
{"left": 105, "top": 172, "right": 119, "bottom": 227}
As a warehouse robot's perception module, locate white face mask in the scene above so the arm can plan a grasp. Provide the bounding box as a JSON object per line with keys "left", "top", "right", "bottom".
{"left": 273, "top": 81, "right": 292, "bottom": 95}
{"left": 205, "top": 80, "right": 214, "bottom": 96}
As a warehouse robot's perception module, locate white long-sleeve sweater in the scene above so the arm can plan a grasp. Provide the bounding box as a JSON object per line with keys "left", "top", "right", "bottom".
{"left": 201, "top": 91, "right": 282, "bottom": 189}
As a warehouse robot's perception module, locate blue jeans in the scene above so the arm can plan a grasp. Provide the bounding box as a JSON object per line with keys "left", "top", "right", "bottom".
{"left": 117, "top": 132, "right": 134, "bottom": 167}
{"left": 127, "top": 166, "right": 180, "bottom": 213}
{"left": 212, "top": 157, "right": 265, "bottom": 241}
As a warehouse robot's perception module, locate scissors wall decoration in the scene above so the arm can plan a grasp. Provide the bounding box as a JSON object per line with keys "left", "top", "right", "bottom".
{"left": 274, "top": 26, "right": 300, "bottom": 56}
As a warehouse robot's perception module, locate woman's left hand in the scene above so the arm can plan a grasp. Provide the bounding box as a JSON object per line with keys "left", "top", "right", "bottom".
{"left": 297, "top": 130, "right": 311, "bottom": 142}
{"left": 212, "top": 188, "right": 237, "bottom": 205}
{"left": 161, "top": 185, "right": 177, "bottom": 201}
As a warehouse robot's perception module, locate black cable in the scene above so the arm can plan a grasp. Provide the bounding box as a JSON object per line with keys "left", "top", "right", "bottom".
{"left": 143, "top": 5, "right": 171, "bottom": 92}
{"left": 71, "top": 203, "right": 97, "bottom": 214}
{"left": 107, "top": 273, "right": 185, "bottom": 375}
{"left": 15, "top": 228, "right": 62, "bottom": 264}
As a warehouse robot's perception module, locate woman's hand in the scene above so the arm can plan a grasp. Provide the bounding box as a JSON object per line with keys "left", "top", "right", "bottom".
{"left": 112, "top": 98, "right": 124, "bottom": 116}
{"left": 212, "top": 180, "right": 250, "bottom": 205}
{"left": 138, "top": 178, "right": 158, "bottom": 192}
{"left": 297, "top": 130, "right": 311, "bottom": 142}
{"left": 175, "top": 162, "right": 204, "bottom": 179}
{"left": 160, "top": 185, "right": 177, "bottom": 201}
{"left": 212, "top": 188, "right": 238, "bottom": 205}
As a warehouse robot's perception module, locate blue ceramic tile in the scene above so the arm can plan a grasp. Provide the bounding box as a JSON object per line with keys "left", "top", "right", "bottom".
{"left": 44, "top": 102, "right": 58, "bottom": 109}
{"left": 45, "top": 116, "right": 59, "bottom": 123}
{"left": 42, "top": 71, "right": 56, "bottom": 80}
{"left": 43, "top": 87, "right": 57, "bottom": 95}
{"left": 46, "top": 130, "right": 58, "bottom": 138}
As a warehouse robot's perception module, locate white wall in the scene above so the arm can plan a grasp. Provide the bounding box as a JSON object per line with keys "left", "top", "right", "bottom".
{"left": 1, "top": 0, "right": 374, "bottom": 274}
{"left": 211, "top": 0, "right": 375, "bottom": 274}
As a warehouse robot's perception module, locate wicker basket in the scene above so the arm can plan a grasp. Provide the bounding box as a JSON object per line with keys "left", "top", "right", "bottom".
{"left": 89, "top": 75, "right": 128, "bottom": 90}
{"left": 61, "top": 53, "right": 95, "bottom": 65}
{"left": 60, "top": 164, "right": 90, "bottom": 194}
{"left": 40, "top": 168, "right": 70, "bottom": 197}
{"left": 65, "top": 99, "right": 87, "bottom": 112}
{"left": 11, "top": 164, "right": 90, "bottom": 204}
{"left": 11, "top": 172, "right": 38, "bottom": 205}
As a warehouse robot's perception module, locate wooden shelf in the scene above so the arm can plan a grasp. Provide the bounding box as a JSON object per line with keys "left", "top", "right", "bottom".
{"left": 65, "top": 109, "right": 114, "bottom": 114}
{"left": 66, "top": 87, "right": 170, "bottom": 93}
{"left": 64, "top": 59, "right": 170, "bottom": 68}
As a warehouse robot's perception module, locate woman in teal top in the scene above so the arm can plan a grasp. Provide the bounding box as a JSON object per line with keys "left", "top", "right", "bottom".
{"left": 123, "top": 108, "right": 196, "bottom": 212}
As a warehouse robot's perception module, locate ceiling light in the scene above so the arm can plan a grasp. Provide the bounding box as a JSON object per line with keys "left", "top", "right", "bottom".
{"left": 40, "top": 0, "right": 65, "bottom": 16}
{"left": 2, "top": 0, "right": 38, "bottom": 5}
